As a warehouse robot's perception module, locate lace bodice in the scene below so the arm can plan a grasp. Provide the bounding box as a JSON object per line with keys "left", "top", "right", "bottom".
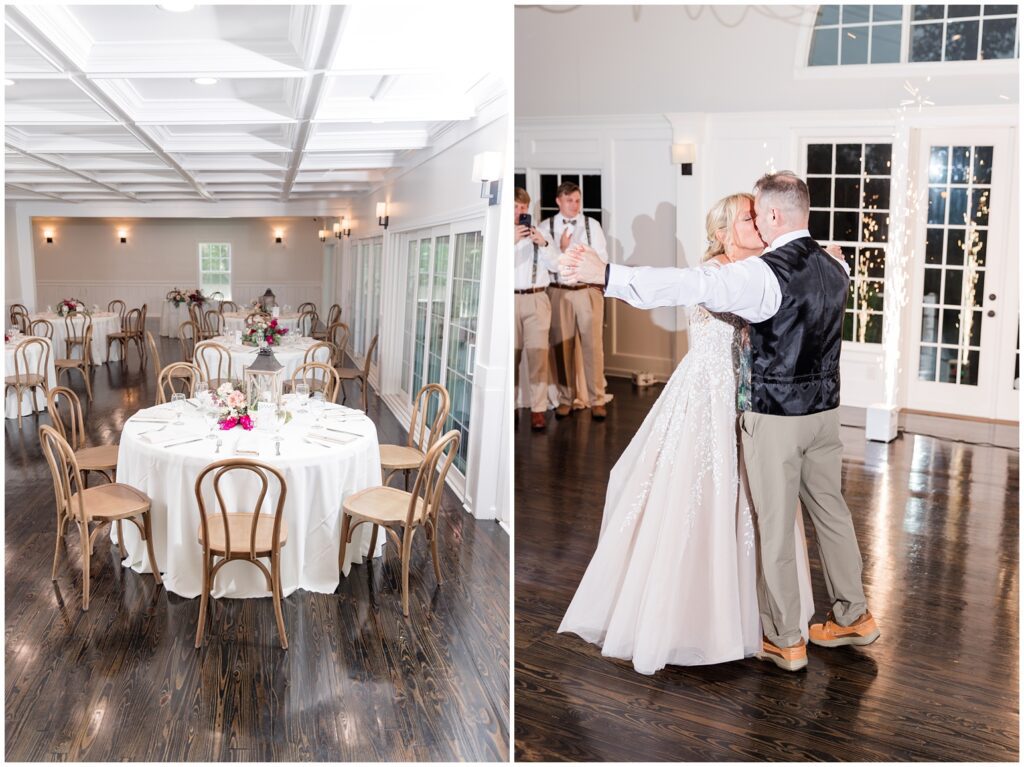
{"left": 685, "top": 305, "right": 751, "bottom": 413}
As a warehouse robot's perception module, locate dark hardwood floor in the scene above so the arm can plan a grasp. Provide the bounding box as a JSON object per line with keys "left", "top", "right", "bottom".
{"left": 514, "top": 377, "right": 1018, "bottom": 762}
{"left": 5, "top": 329, "right": 509, "bottom": 762}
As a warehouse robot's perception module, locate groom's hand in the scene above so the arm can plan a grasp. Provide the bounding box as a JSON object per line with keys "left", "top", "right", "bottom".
{"left": 559, "top": 244, "right": 605, "bottom": 285}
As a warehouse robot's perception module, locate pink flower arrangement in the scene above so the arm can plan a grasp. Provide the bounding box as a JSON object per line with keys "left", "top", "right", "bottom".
{"left": 243, "top": 315, "right": 288, "bottom": 346}
{"left": 56, "top": 298, "right": 86, "bottom": 317}
{"left": 211, "top": 382, "right": 254, "bottom": 430}
{"left": 187, "top": 289, "right": 205, "bottom": 306}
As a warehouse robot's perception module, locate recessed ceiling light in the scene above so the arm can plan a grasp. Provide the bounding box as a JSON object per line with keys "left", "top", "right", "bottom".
{"left": 4, "top": 79, "right": 14, "bottom": 87}
{"left": 158, "top": 2, "right": 195, "bottom": 11}
{"left": 193, "top": 77, "right": 218, "bottom": 85}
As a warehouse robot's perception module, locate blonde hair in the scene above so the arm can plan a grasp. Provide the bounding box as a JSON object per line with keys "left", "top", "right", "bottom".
{"left": 703, "top": 192, "right": 755, "bottom": 262}
{"left": 515, "top": 187, "right": 530, "bottom": 205}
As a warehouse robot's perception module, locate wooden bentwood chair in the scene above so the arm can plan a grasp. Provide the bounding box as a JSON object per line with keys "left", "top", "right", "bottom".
{"left": 156, "top": 361, "right": 202, "bottom": 405}
{"left": 55, "top": 325, "right": 94, "bottom": 402}
{"left": 379, "top": 383, "right": 450, "bottom": 491}
{"left": 4, "top": 336, "right": 51, "bottom": 428}
{"left": 39, "top": 424, "right": 161, "bottom": 611}
{"left": 193, "top": 458, "right": 289, "bottom": 649}
{"left": 339, "top": 429, "right": 460, "bottom": 617}
{"left": 336, "top": 333, "right": 377, "bottom": 412}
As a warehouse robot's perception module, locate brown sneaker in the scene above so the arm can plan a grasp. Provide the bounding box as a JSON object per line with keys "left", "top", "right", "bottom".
{"left": 809, "top": 611, "right": 880, "bottom": 648}
{"left": 531, "top": 412, "right": 546, "bottom": 431}
{"left": 555, "top": 404, "right": 572, "bottom": 419}
{"left": 591, "top": 405, "right": 607, "bottom": 421}
{"left": 755, "top": 637, "right": 808, "bottom": 671}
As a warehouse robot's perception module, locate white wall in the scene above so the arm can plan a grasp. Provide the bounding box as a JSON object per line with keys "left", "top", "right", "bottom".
{"left": 30, "top": 217, "right": 326, "bottom": 313}
{"left": 5, "top": 203, "right": 21, "bottom": 311}
{"left": 515, "top": 4, "right": 1019, "bottom": 117}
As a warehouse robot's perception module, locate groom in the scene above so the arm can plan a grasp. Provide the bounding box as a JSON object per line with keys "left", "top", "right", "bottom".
{"left": 561, "top": 171, "right": 879, "bottom": 672}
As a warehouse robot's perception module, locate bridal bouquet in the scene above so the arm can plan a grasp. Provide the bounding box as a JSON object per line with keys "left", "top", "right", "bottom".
{"left": 242, "top": 315, "right": 288, "bottom": 347}
{"left": 211, "top": 382, "right": 254, "bottom": 430}
{"left": 56, "top": 298, "right": 87, "bottom": 317}
{"left": 166, "top": 288, "right": 188, "bottom": 307}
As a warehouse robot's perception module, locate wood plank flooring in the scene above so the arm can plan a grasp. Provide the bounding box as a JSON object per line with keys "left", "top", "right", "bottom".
{"left": 5, "top": 331, "right": 509, "bottom": 762}
{"left": 514, "top": 378, "right": 1019, "bottom": 762}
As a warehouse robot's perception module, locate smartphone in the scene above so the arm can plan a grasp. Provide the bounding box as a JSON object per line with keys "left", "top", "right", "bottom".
{"left": 518, "top": 213, "right": 532, "bottom": 228}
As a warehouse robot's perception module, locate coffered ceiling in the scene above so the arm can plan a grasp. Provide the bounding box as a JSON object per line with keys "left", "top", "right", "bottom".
{"left": 4, "top": 4, "right": 503, "bottom": 206}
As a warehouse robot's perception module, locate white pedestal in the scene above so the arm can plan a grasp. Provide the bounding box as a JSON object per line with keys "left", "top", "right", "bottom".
{"left": 865, "top": 403, "right": 899, "bottom": 442}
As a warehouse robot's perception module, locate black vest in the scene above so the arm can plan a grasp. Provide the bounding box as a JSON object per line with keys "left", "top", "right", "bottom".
{"left": 748, "top": 236, "right": 847, "bottom": 416}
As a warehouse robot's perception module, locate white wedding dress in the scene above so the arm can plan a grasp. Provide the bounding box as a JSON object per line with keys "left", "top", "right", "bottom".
{"left": 559, "top": 302, "right": 814, "bottom": 675}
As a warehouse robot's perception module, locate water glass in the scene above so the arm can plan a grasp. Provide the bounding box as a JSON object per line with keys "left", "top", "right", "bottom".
{"left": 171, "top": 393, "right": 187, "bottom": 425}
{"left": 311, "top": 391, "right": 325, "bottom": 416}
{"left": 195, "top": 381, "right": 209, "bottom": 405}
{"left": 295, "top": 382, "right": 310, "bottom": 411}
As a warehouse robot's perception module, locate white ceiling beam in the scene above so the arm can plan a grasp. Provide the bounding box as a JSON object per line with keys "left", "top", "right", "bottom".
{"left": 4, "top": 182, "right": 73, "bottom": 202}
{"left": 280, "top": 5, "right": 351, "bottom": 201}
{"left": 5, "top": 143, "right": 141, "bottom": 202}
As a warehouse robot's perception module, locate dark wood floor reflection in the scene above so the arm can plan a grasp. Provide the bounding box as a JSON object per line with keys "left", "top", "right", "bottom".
{"left": 6, "top": 332, "right": 509, "bottom": 762}
{"left": 514, "top": 378, "right": 1018, "bottom": 762}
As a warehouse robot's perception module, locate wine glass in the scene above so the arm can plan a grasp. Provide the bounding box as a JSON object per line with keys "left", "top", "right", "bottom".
{"left": 194, "top": 381, "right": 209, "bottom": 407}
{"left": 171, "top": 393, "right": 187, "bottom": 425}
{"left": 311, "top": 390, "right": 325, "bottom": 418}
{"left": 295, "top": 382, "right": 309, "bottom": 411}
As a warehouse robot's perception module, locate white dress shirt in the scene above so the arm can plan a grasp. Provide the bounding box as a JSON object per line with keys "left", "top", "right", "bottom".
{"left": 605, "top": 229, "right": 850, "bottom": 323}
{"left": 514, "top": 231, "right": 558, "bottom": 290}
{"left": 540, "top": 213, "right": 608, "bottom": 284}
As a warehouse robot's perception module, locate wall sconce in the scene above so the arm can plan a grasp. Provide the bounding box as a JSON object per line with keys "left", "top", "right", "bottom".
{"left": 274, "top": 228, "right": 284, "bottom": 244}
{"left": 318, "top": 227, "right": 328, "bottom": 242}
{"left": 117, "top": 227, "right": 128, "bottom": 244}
{"left": 671, "top": 143, "right": 696, "bottom": 176}
{"left": 376, "top": 202, "right": 389, "bottom": 229}
{"left": 43, "top": 227, "right": 54, "bottom": 244}
{"left": 471, "top": 151, "right": 503, "bottom": 206}
{"left": 335, "top": 217, "right": 351, "bottom": 238}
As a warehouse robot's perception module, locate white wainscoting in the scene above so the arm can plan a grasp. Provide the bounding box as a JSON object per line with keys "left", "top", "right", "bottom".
{"left": 36, "top": 280, "right": 324, "bottom": 315}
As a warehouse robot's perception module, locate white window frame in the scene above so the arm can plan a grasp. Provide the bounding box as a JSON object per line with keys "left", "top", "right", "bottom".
{"left": 197, "top": 242, "right": 232, "bottom": 300}
{"left": 795, "top": 5, "right": 1020, "bottom": 80}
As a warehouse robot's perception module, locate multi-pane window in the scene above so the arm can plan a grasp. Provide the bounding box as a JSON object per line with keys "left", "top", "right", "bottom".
{"left": 806, "top": 142, "right": 892, "bottom": 344}
{"left": 514, "top": 171, "right": 526, "bottom": 191}
{"left": 445, "top": 231, "right": 482, "bottom": 473}
{"left": 910, "top": 5, "right": 1019, "bottom": 61}
{"left": 353, "top": 237, "right": 382, "bottom": 359}
{"left": 808, "top": 4, "right": 1018, "bottom": 66}
{"left": 538, "top": 172, "right": 603, "bottom": 225}
{"left": 917, "top": 144, "right": 993, "bottom": 386}
{"left": 198, "top": 243, "right": 231, "bottom": 300}
{"left": 810, "top": 5, "right": 903, "bottom": 65}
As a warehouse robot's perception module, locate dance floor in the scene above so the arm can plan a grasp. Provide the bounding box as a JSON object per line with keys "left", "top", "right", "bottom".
{"left": 514, "top": 378, "right": 1018, "bottom": 762}
{"left": 5, "top": 333, "right": 509, "bottom": 762}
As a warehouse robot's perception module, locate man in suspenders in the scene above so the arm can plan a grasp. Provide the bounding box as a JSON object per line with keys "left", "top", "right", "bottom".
{"left": 515, "top": 187, "right": 558, "bottom": 430}
{"left": 540, "top": 181, "right": 610, "bottom": 420}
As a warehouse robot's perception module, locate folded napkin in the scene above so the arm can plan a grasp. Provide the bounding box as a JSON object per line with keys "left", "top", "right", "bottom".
{"left": 131, "top": 407, "right": 176, "bottom": 423}
{"left": 234, "top": 433, "right": 261, "bottom": 456}
{"left": 305, "top": 430, "right": 358, "bottom": 447}
{"left": 140, "top": 428, "right": 201, "bottom": 447}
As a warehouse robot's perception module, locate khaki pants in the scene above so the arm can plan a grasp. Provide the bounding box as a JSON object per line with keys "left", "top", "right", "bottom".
{"left": 514, "top": 292, "right": 552, "bottom": 413}
{"left": 548, "top": 286, "right": 605, "bottom": 408}
{"left": 740, "top": 408, "right": 868, "bottom": 648}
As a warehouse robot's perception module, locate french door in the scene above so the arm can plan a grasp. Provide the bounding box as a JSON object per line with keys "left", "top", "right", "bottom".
{"left": 352, "top": 236, "right": 382, "bottom": 359}
{"left": 906, "top": 128, "right": 1018, "bottom": 421}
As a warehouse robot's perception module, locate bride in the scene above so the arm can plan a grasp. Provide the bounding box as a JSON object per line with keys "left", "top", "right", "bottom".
{"left": 558, "top": 192, "right": 815, "bottom": 675}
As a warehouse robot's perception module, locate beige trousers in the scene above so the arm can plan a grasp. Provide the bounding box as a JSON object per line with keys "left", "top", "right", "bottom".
{"left": 514, "top": 292, "right": 552, "bottom": 413}
{"left": 740, "top": 408, "right": 868, "bottom": 648}
{"left": 548, "top": 286, "right": 606, "bottom": 408}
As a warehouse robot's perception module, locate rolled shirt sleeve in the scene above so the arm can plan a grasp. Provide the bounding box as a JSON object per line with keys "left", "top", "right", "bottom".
{"left": 605, "top": 258, "right": 782, "bottom": 323}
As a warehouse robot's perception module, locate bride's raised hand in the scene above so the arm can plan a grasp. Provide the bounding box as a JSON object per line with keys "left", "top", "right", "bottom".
{"left": 561, "top": 243, "right": 604, "bottom": 285}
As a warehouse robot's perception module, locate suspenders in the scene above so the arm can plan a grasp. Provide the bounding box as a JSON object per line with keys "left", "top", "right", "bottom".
{"left": 548, "top": 216, "right": 591, "bottom": 283}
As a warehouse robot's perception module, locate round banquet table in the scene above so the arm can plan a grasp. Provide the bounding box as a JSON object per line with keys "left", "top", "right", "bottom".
{"left": 197, "top": 335, "right": 329, "bottom": 383}
{"left": 221, "top": 311, "right": 302, "bottom": 336}
{"left": 160, "top": 300, "right": 221, "bottom": 337}
{"left": 4, "top": 336, "right": 57, "bottom": 419}
{"left": 114, "top": 399, "right": 383, "bottom": 598}
{"left": 29, "top": 311, "right": 123, "bottom": 364}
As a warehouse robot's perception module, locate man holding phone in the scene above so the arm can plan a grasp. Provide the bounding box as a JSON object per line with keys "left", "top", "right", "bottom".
{"left": 515, "top": 187, "right": 557, "bottom": 430}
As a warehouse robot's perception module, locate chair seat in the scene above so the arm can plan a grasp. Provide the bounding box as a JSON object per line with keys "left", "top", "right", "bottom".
{"left": 107, "top": 331, "right": 129, "bottom": 340}
{"left": 55, "top": 358, "right": 86, "bottom": 369}
{"left": 5, "top": 373, "right": 45, "bottom": 385}
{"left": 335, "top": 367, "right": 362, "bottom": 380}
{"left": 76, "top": 444, "right": 119, "bottom": 472}
{"left": 198, "top": 512, "right": 288, "bottom": 556}
{"left": 379, "top": 444, "right": 425, "bottom": 470}
{"left": 70, "top": 483, "right": 150, "bottom": 522}
{"left": 67, "top": 336, "right": 86, "bottom": 345}
{"left": 343, "top": 486, "right": 426, "bottom": 525}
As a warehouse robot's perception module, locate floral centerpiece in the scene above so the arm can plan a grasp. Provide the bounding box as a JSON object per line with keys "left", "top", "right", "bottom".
{"left": 187, "top": 289, "right": 205, "bottom": 306}
{"left": 211, "top": 382, "right": 254, "bottom": 430}
{"left": 166, "top": 288, "right": 188, "bottom": 307}
{"left": 242, "top": 315, "right": 288, "bottom": 347}
{"left": 56, "top": 298, "right": 87, "bottom": 317}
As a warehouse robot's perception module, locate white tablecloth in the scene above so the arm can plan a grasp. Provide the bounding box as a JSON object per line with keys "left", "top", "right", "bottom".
{"left": 4, "top": 337, "right": 57, "bottom": 419}
{"left": 29, "top": 312, "right": 122, "bottom": 364}
{"left": 197, "top": 335, "right": 327, "bottom": 383}
{"left": 221, "top": 311, "right": 303, "bottom": 336}
{"left": 115, "top": 401, "right": 383, "bottom": 597}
